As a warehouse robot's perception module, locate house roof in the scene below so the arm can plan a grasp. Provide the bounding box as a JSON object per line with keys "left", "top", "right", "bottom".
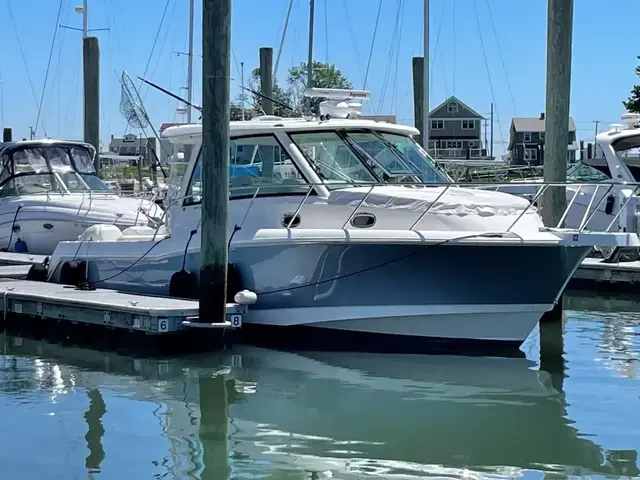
{"left": 511, "top": 117, "right": 576, "bottom": 132}
{"left": 429, "top": 95, "right": 484, "bottom": 118}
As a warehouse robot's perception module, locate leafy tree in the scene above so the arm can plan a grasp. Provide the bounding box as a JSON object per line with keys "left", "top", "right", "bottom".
{"left": 623, "top": 56, "right": 640, "bottom": 113}
{"left": 287, "top": 61, "right": 352, "bottom": 115}
{"left": 229, "top": 102, "right": 253, "bottom": 121}
{"left": 249, "top": 68, "right": 296, "bottom": 118}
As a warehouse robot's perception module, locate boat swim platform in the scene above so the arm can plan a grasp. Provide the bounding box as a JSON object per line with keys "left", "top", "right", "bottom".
{"left": 0, "top": 251, "right": 47, "bottom": 266}
{"left": 570, "top": 257, "right": 640, "bottom": 293}
{"left": 0, "top": 276, "right": 246, "bottom": 354}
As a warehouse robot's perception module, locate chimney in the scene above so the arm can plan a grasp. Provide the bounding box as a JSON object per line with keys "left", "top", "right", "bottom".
{"left": 110, "top": 134, "right": 114, "bottom": 140}
{"left": 540, "top": 112, "right": 545, "bottom": 120}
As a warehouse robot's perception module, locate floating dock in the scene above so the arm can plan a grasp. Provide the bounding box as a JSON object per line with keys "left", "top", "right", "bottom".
{"left": 0, "top": 253, "right": 246, "bottom": 353}
{"left": 571, "top": 258, "right": 640, "bottom": 293}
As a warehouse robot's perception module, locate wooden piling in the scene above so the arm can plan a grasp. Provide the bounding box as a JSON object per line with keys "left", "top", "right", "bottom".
{"left": 200, "top": 0, "right": 231, "bottom": 324}
{"left": 259, "top": 47, "right": 273, "bottom": 115}
{"left": 542, "top": 0, "right": 573, "bottom": 228}
{"left": 83, "top": 36, "right": 100, "bottom": 173}
{"left": 540, "top": 0, "right": 573, "bottom": 358}
{"left": 2, "top": 128, "right": 11, "bottom": 142}
{"left": 412, "top": 57, "right": 424, "bottom": 147}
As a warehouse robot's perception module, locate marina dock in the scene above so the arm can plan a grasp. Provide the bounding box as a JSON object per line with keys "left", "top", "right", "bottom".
{"left": 0, "top": 254, "right": 246, "bottom": 353}
{"left": 571, "top": 257, "right": 640, "bottom": 293}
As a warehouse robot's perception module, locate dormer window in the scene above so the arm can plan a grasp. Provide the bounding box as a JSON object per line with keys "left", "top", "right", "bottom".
{"left": 447, "top": 102, "right": 458, "bottom": 113}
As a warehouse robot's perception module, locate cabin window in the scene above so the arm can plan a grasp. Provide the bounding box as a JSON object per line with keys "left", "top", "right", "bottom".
{"left": 289, "top": 131, "right": 378, "bottom": 185}
{"left": 184, "top": 134, "right": 310, "bottom": 205}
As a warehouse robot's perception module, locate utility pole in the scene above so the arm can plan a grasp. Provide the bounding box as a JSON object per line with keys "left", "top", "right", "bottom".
{"left": 490, "top": 102, "right": 494, "bottom": 160}
{"left": 82, "top": 0, "right": 88, "bottom": 37}
{"left": 29, "top": 126, "right": 35, "bottom": 140}
{"left": 83, "top": 36, "right": 100, "bottom": 172}
{"left": 240, "top": 62, "right": 246, "bottom": 121}
{"left": 259, "top": 47, "right": 274, "bottom": 115}
{"left": 593, "top": 120, "right": 600, "bottom": 158}
{"left": 307, "top": 0, "right": 315, "bottom": 90}
{"left": 187, "top": 0, "right": 195, "bottom": 123}
{"left": 200, "top": 0, "right": 231, "bottom": 324}
{"left": 422, "top": 0, "right": 430, "bottom": 151}
{"left": 542, "top": 0, "right": 573, "bottom": 228}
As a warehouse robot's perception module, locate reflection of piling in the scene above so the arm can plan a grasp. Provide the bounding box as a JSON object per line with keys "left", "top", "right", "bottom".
{"left": 84, "top": 388, "right": 106, "bottom": 473}
{"left": 198, "top": 374, "right": 229, "bottom": 480}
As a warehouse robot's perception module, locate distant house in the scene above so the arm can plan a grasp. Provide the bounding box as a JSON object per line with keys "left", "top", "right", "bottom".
{"left": 508, "top": 113, "right": 577, "bottom": 166}
{"left": 427, "top": 96, "right": 487, "bottom": 159}
{"left": 104, "top": 133, "right": 171, "bottom": 168}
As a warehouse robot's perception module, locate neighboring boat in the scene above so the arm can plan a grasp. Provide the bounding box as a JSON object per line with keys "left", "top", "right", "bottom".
{"left": 0, "top": 139, "right": 163, "bottom": 255}
{"left": 41, "top": 89, "right": 639, "bottom": 353}
{"left": 496, "top": 114, "right": 640, "bottom": 234}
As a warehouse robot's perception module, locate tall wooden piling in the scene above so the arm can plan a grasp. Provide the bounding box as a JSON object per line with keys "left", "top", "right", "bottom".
{"left": 540, "top": 0, "right": 574, "bottom": 362}
{"left": 542, "top": 0, "right": 573, "bottom": 228}
{"left": 2, "top": 128, "right": 11, "bottom": 142}
{"left": 200, "top": 0, "right": 231, "bottom": 324}
{"left": 412, "top": 57, "right": 425, "bottom": 147}
{"left": 259, "top": 47, "right": 273, "bottom": 115}
{"left": 83, "top": 36, "right": 100, "bottom": 173}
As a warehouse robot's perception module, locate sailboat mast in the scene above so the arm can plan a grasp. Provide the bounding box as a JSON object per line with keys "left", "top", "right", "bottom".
{"left": 423, "top": 0, "right": 429, "bottom": 150}
{"left": 307, "top": 0, "right": 315, "bottom": 90}
{"left": 187, "top": 0, "right": 195, "bottom": 123}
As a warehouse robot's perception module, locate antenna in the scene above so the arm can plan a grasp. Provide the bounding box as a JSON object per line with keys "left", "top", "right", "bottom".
{"left": 118, "top": 70, "right": 167, "bottom": 177}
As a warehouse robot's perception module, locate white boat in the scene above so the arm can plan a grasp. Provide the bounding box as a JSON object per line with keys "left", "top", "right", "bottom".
{"left": 495, "top": 113, "right": 640, "bottom": 243}
{"left": 41, "top": 89, "right": 639, "bottom": 353}
{"left": 0, "top": 139, "right": 162, "bottom": 255}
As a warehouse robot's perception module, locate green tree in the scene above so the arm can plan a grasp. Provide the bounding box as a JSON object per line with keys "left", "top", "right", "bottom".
{"left": 287, "top": 61, "right": 352, "bottom": 115}
{"left": 623, "top": 57, "right": 640, "bottom": 113}
{"left": 229, "top": 102, "right": 253, "bottom": 121}
{"left": 249, "top": 68, "right": 296, "bottom": 118}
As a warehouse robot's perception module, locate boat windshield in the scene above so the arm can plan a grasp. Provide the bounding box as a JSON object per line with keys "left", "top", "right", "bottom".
{"left": 0, "top": 145, "right": 111, "bottom": 197}
{"left": 566, "top": 163, "right": 609, "bottom": 182}
{"left": 288, "top": 129, "right": 448, "bottom": 187}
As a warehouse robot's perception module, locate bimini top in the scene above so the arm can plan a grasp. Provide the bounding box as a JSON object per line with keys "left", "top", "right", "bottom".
{"left": 0, "top": 139, "right": 112, "bottom": 197}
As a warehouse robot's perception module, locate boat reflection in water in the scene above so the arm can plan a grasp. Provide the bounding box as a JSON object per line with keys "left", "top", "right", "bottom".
{"left": 0, "top": 335, "right": 637, "bottom": 479}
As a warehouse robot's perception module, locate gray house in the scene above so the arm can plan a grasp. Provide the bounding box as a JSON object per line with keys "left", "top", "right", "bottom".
{"left": 508, "top": 113, "right": 577, "bottom": 166}
{"left": 427, "top": 96, "right": 486, "bottom": 159}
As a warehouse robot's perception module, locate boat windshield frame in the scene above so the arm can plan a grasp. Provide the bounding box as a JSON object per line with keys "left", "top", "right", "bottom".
{"left": 0, "top": 143, "right": 112, "bottom": 197}
{"left": 287, "top": 128, "right": 449, "bottom": 188}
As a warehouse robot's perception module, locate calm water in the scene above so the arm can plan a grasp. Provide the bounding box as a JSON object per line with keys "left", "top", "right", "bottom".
{"left": 2, "top": 293, "right": 640, "bottom": 479}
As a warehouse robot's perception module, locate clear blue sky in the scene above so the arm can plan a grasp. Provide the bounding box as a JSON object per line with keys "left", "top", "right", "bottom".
{"left": 0, "top": 0, "right": 638, "bottom": 156}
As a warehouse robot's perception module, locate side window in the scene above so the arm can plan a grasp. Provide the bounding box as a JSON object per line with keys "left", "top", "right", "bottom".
{"left": 185, "top": 135, "right": 310, "bottom": 205}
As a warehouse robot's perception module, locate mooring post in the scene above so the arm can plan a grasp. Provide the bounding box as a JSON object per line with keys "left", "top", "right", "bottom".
{"left": 259, "top": 47, "right": 273, "bottom": 115}
{"left": 2, "top": 128, "right": 11, "bottom": 142}
{"left": 542, "top": 0, "right": 572, "bottom": 228}
{"left": 198, "top": 373, "right": 230, "bottom": 479}
{"left": 83, "top": 36, "right": 100, "bottom": 174}
{"left": 200, "top": 0, "right": 231, "bottom": 325}
{"left": 540, "top": 0, "right": 573, "bottom": 354}
{"left": 412, "top": 57, "right": 425, "bottom": 148}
